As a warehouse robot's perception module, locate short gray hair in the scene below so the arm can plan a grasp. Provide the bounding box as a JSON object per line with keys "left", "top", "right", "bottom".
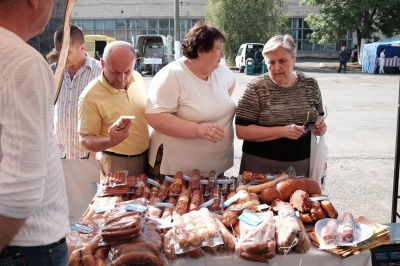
{"left": 263, "top": 34, "right": 297, "bottom": 57}
{"left": 103, "top": 41, "right": 135, "bottom": 62}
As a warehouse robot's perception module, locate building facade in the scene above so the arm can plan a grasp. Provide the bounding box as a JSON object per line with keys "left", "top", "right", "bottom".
{"left": 33, "top": 0, "right": 352, "bottom": 58}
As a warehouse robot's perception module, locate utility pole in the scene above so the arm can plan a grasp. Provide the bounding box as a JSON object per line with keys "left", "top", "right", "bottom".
{"left": 174, "top": 0, "right": 180, "bottom": 59}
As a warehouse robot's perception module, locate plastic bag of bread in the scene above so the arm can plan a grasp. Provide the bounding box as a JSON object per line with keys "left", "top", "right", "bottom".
{"left": 173, "top": 208, "right": 223, "bottom": 254}
{"left": 294, "top": 217, "right": 311, "bottom": 254}
{"left": 275, "top": 204, "right": 301, "bottom": 255}
{"left": 213, "top": 214, "right": 237, "bottom": 253}
{"left": 235, "top": 211, "right": 276, "bottom": 262}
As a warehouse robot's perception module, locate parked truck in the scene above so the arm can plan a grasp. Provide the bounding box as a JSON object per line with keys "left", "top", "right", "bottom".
{"left": 135, "top": 35, "right": 170, "bottom": 73}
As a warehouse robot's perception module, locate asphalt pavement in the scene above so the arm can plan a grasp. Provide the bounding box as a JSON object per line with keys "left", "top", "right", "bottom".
{"left": 143, "top": 59, "right": 400, "bottom": 224}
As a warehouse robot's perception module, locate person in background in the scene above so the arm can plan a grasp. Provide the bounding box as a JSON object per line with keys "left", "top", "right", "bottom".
{"left": 168, "top": 53, "right": 175, "bottom": 63}
{"left": 78, "top": 41, "right": 150, "bottom": 177}
{"left": 53, "top": 24, "right": 102, "bottom": 159}
{"left": 134, "top": 49, "right": 142, "bottom": 74}
{"left": 151, "top": 53, "right": 160, "bottom": 75}
{"left": 95, "top": 50, "right": 102, "bottom": 60}
{"left": 254, "top": 48, "right": 263, "bottom": 73}
{"left": 146, "top": 21, "right": 236, "bottom": 180}
{"left": 0, "top": 0, "right": 69, "bottom": 264}
{"left": 338, "top": 46, "right": 349, "bottom": 73}
{"left": 235, "top": 34, "right": 327, "bottom": 177}
{"left": 379, "top": 48, "right": 386, "bottom": 74}
{"left": 46, "top": 48, "right": 59, "bottom": 64}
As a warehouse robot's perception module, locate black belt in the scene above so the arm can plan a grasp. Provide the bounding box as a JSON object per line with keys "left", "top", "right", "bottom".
{"left": 103, "top": 150, "right": 146, "bottom": 158}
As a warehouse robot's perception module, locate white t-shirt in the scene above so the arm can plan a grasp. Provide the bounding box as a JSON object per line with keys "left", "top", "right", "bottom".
{"left": 0, "top": 27, "right": 69, "bottom": 246}
{"left": 380, "top": 51, "right": 385, "bottom": 63}
{"left": 146, "top": 57, "right": 236, "bottom": 176}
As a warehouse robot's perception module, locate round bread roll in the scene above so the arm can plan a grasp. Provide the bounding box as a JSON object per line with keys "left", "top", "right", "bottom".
{"left": 276, "top": 180, "right": 296, "bottom": 201}
{"left": 299, "top": 212, "right": 313, "bottom": 223}
{"left": 188, "top": 232, "right": 202, "bottom": 246}
{"left": 260, "top": 187, "right": 282, "bottom": 204}
{"left": 222, "top": 210, "right": 238, "bottom": 227}
{"left": 310, "top": 201, "right": 327, "bottom": 221}
{"left": 320, "top": 200, "right": 338, "bottom": 218}
{"left": 178, "top": 232, "right": 189, "bottom": 247}
{"left": 236, "top": 190, "right": 251, "bottom": 203}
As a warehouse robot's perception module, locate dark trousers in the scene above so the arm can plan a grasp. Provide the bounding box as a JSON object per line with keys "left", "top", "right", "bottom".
{"left": 254, "top": 58, "right": 260, "bottom": 73}
{"left": 338, "top": 60, "right": 347, "bottom": 73}
{"left": 0, "top": 238, "right": 68, "bottom": 266}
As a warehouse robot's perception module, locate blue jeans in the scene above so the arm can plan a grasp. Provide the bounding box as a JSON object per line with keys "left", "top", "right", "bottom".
{"left": 0, "top": 238, "right": 68, "bottom": 266}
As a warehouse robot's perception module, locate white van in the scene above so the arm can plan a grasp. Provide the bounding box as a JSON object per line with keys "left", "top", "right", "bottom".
{"left": 235, "top": 43, "right": 264, "bottom": 72}
{"left": 135, "top": 35, "right": 170, "bottom": 73}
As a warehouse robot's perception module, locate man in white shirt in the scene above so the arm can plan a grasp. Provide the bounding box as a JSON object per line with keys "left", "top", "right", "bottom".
{"left": 0, "top": 0, "right": 70, "bottom": 264}
{"left": 53, "top": 24, "right": 102, "bottom": 159}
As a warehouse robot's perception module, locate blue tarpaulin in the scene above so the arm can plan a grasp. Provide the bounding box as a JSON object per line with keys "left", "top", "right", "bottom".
{"left": 361, "top": 38, "right": 400, "bottom": 73}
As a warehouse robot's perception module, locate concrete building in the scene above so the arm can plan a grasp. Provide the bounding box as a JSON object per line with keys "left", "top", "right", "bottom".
{"left": 32, "top": 0, "right": 352, "bottom": 58}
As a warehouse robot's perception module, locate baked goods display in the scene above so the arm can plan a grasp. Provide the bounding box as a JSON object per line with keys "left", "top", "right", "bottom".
{"left": 67, "top": 169, "right": 373, "bottom": 266}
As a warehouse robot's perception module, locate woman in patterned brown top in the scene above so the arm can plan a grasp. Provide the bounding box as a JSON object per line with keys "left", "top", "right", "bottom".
{"left": 235, "top": 34, "right": 327, "bottom": 177}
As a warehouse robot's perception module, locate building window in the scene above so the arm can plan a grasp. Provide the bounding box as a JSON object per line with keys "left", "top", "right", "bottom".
{"left": 137, "top": 19, "right": 147, "bottom": 30}
{"left": 81, "top": 20, "right": 93, "bottom": 30}
{"left": 104, "top": 20, "right": 114, "bottom": 30}
{"left": 95, "top": 20, "right": 104, "bottom": 30}
{"left": 290, "top": 17, "right": 351, "bottom": 52}
{"left": 115, "top": 20, "right": 126, "bottom": 30}
{"left": 72, "top": 18, "right": 202, "bottom": 44}
{"left": 159, "top": 19, "right": 170, "bottom": 29}
{"left": 148, "top": 19, "right": 158, "bottom": 30}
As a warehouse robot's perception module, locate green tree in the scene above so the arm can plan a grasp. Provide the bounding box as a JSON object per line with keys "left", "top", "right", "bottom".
{"left": 206, "top": 0, "right": 289, "bottom": 62}
{"left": 300, "top": 0, "right": 400, "bottom": 48}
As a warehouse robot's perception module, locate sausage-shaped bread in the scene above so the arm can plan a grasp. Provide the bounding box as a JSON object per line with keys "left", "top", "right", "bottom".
{"left": 323, "top": 219, "right": 339, "bottom": 245}
{"left": 170, "top": 171, "right": 183, "bottom": 195}
{"left": 207, "top": 170, "right": 217, "bottom": 192}
{"left": 157, "top": 179, "right": 169, "bottom": 199}
{"left": 189, "top": 189, "right": 201, "bottom": 212}
{"left": 161, "top": 197, "right": 176, "bottom": 219}
{"left": 175, "top": 188, "right": 190, "bottom": 215}
{"left": 190, "top": 169, "right": 201, "bottom": 191}
{"left": 210, "top": 186, "right": 222, "bottom": 212}
{"left": 342, "top": 212, "right": 355, "bottom": 243}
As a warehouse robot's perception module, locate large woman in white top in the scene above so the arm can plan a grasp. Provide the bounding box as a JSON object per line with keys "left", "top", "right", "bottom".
{"left": 146, "top": 21, "right": 236, "bottom": 179}
{"left": 379, "top": 48, "right": 386, "bottom": 74}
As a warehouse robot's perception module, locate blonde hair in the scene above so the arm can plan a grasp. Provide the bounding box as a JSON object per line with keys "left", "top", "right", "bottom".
{"left": 263, "top": 34, "right": 297, "bottom": 57}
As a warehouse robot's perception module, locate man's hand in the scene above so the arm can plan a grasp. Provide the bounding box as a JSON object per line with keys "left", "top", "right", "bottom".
{"left": 108, "top": 120, "right": 131, "bottom": 147}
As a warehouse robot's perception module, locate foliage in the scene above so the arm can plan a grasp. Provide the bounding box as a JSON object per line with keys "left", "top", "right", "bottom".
{"left": 300, "top": 0, "right": 400, "bottom": 47}
{"left": 206, "top": 0, "right": 289, "bottom": 62}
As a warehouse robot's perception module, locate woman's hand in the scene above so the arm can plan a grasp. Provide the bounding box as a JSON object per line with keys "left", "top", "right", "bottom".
{"left": 312, "top": 120, "right": 327, "bottom": 136}
{"left": 284, "top": 124, "right": 304, "bottom": 140}
{"left": 197, "top": 123, "right": 225, "bottom": 143}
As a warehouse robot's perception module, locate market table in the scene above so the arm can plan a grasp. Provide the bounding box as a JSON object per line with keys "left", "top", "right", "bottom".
{"left": 170, "top": 246, "right": 371, "bottom": 266}
{"left": 63, "top": 161, "right": 378, "bottom": 266}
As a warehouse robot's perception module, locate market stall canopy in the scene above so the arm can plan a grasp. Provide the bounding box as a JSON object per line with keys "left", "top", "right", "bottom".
{"left": 361, "top": 38, "right": 400, "bottom": 74}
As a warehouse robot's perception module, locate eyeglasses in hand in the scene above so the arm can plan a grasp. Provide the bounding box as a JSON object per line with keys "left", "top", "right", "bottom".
{"left": 303, "top": 107, "right": 328, "bottom": 133}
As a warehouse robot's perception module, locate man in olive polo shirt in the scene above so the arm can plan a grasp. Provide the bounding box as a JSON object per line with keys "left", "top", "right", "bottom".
{"left": 78, "top": 41, "right": 149, "bottom": 177}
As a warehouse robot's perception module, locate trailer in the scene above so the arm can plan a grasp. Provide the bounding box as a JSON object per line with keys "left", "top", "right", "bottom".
{"left": 361, "top": 38, "right": 400, "bottom": 74}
